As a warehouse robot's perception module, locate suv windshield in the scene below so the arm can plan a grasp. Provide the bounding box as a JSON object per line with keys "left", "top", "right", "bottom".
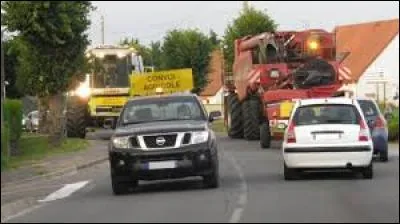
{"left": 120, "top": 96, "right": 206, "bottom": 125}
{"left": 357, "top": 100, "right": 379, "bottom": 117}
{"left": 293, "top": 104, "right": 360, "bottom": 126}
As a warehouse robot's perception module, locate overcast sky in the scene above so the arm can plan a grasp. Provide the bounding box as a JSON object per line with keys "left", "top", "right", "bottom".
{"left": 88, "top": 1, "right": 399, "bottom": 46}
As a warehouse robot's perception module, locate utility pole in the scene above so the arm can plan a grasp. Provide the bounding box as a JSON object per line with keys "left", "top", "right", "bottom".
{"left": 1, "top": 30, "right": 5, "bottom": 126}
{"left": 101, "top": 15, "right": 105, "bottom": 45}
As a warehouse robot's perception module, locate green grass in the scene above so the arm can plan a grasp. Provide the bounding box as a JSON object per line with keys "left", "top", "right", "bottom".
{"left": 211, "top": 119, "right": 226, "bottom": 133}
{"left": 3, "top": 133, "right": 88, "bottom": 170}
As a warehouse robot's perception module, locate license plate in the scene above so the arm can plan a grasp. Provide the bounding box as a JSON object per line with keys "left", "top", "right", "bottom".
{"left": 147, "top": 161, "right": 177, "bottom": 170}
{"left": 315, "top": 134, "right": 340, "bottom": 141}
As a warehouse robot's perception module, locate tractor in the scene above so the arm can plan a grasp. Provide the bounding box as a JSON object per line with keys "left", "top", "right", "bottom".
{"left": 66, "top": 45, "right": 149, "bottom": 138}
{"left": 224, "top": 29, "right": 353, "bottom": 148}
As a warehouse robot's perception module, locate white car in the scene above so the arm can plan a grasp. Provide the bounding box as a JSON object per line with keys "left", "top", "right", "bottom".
{"left": 282, "top": 97, "right": 374, "bottom": 180}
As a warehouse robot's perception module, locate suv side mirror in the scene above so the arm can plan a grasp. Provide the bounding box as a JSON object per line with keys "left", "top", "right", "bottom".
{"left": 209, "top": 111, "right": 222, "bottom": 122}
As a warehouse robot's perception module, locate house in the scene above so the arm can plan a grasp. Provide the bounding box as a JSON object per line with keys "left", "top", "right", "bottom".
{"left": 199, "top": 49, "right": 224, "bottom": 113}
{"left": 335, "top": 19, "right": 399, "bottom": 102}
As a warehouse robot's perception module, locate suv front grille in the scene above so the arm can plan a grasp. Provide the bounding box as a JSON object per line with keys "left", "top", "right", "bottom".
{"left": 143, "top": 134, "right": 177, "bottom": 148}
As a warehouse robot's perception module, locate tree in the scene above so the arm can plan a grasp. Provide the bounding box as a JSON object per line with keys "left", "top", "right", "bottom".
{"left": 119, "top": 37, "right": 152, "bottom": 67}
{"left": 209, "top": 29, "right": 220, "bottom": 47}
{"left": 161, "top": 29, "right": 213, "bottom": 94}
{"left": 149, "top": 41, "right": 162, "bottom": 70}
{"left": 2, "top": 1, "right": 94, "bottom": 146}
{"left": 222, "top": 3, "right": 277, "bottom": 71}
{"left": 3, "top": 37, "right": 23, "bottom": 99}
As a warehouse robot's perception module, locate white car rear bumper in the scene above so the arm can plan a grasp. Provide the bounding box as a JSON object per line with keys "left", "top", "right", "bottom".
{"left": 283, "top": 147, "right": 373, "bottom": 168}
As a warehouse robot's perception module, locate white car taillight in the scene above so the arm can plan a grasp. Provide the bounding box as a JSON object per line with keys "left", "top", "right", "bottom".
{"left": 359, "top": 119, "right": 369, "bottom": 142}
{"left": 286, "top": 120, "right": 296, "bottom": 143}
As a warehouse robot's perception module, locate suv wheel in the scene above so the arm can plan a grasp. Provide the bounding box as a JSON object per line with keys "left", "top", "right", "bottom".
{"left": 362, "top": 163, "right": 373, "bottom": 179}
{"left": 111, "top": 174, "right": 138, "bottom": 195}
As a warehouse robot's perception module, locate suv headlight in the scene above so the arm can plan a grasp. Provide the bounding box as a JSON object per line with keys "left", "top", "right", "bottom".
{"left": 112, "top": 136, "right": 130, "bottom": 149}
{"left": 190, "top": 131, "right": 209, "bottom": 144}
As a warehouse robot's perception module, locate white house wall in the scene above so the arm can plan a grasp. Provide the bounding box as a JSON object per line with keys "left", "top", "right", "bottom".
{"left": 357, "top": 34, "right": 399, "bottom": 101}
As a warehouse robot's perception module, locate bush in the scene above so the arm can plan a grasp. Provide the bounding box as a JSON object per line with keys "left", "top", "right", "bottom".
{"left": 1, "top": 125, "right": 9, "bottom": 171}
{"left": 388, "top": 109, "right": 399, "bottom": 141}
{"left": 4, "top": 99, "right": 23, "bottom": 156}
{"left": 4, "top": 99, "right": 23, "bottom": 142}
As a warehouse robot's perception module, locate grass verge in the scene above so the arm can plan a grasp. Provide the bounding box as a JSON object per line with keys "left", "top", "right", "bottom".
{"left": 211, "top": 119, "right": 226, "bottom": 134}
{"left": 3, "top": 133, "right": 88, "bottom": 170}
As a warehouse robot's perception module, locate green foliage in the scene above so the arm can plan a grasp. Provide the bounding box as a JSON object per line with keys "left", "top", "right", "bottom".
{"left": 3, "top": 38, "right": 23, "bottom": 99}
{"left": 1, "top": 125, "right": 10, "bottom": 171}
{"left": 3, "top": 99, "right": 23, "bottom": 142}
{"left": 209, "top": 29, "right": 220, "bottom": 47}
{"left": 149, "top": 41, "right": 163, "bottom": 70}
{"left": 119, "top": 37, "right": 152, "bottom": 67}
{"left": 388, "top": 109, "right": 399, "bottom": 141}
{"left": 161, "top": 29, "right": 213, "bottom": 94}
{"left": 222, "top": 3, "right": 277, "bottom": 71}
{"left": 1, "top": 1, "right": 94, "bottom": 97}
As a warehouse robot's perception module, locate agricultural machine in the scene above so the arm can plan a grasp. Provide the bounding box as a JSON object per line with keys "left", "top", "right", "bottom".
{"left": 224, "top": 29, "right": 352, "bottom": 148}
{"left": 66, "top": 45, "right": 151, "bottom": 138}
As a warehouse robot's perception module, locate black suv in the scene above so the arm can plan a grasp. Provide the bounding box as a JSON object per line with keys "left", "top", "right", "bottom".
{"left": 108, "top": 93, "right": 221, "bottom": 195}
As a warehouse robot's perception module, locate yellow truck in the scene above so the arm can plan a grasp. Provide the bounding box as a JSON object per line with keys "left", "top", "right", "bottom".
{"left": 66, "top": 45, "right": 194, "bottom": 138}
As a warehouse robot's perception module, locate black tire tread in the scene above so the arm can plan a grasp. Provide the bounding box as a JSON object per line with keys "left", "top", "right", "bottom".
{"left": 227, "top": 93, "right": 243, "bottom": 138}
{"left": 260, "top": 122, "right": 271, "bottom": 149}
{"left": 243, "top": 95, "right": 261, "bottom": 140}
{"left": 66, "top": 96, "right": 88, "bottom": 139}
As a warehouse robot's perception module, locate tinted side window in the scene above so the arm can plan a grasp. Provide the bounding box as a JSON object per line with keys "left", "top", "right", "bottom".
{"left": 358, "top": 100, "right": 379, "bottom": 117}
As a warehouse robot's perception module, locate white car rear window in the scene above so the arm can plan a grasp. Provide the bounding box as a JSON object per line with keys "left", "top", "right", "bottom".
{"left": 293, "top": 104, "right": 360, "bottom": 126}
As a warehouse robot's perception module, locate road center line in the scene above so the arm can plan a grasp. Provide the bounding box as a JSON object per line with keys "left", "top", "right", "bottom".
{"left": 223, "top": 149, "right": 248, "bottom": 223}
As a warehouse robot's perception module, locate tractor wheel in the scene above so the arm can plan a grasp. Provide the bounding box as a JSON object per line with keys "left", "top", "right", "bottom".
{"left": 227, "top": 93, "right": 243, "bottom": 139}
{"left": 242, "top": 95, "right": 261, "bottom": 141}
{"left": 66, "top": 96, "right": 88, "bottom": 139}
{"left": 260, "top": 122, "right": 271, "bottom": 149}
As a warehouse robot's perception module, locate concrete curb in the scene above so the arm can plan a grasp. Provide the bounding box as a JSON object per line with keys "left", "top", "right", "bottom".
{"left": 0, "top": 156, "right": 108, "bottom": 222}
{"left": 1, "top": 197, "right": 41, "bottom": 223}
{"left": 1, "top": 157, "right": 108, "bottom": 190}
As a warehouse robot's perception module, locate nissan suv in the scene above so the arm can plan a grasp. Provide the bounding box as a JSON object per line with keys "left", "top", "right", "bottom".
{"left": 109, "top": 93, "right": 220, "bottom": 195}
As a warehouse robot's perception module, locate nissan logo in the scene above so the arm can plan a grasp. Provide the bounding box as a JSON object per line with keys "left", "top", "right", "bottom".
{"left": 155, "top": 136, "right": 166, "bottom": 146}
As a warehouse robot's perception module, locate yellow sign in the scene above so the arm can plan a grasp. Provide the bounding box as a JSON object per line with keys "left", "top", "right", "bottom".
{"left": 91, "top": 96, "right": 128, "bottom": 106}
{"left": 280, "top": 101, "right": 295, "bottom": 118}
{"left": 130, "top": 68, "right": 193, "bottom": 96}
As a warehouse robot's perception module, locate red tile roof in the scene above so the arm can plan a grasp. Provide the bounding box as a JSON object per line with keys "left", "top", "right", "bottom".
{"left": 334, "top": 18, "right": 399, "bottom": 82}
{"left": 200, "top": 49, "right": 223, "bottom": 96}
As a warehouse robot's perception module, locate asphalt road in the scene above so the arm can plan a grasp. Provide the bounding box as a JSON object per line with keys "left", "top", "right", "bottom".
{"left": 5, "top": 135, "right": 399, "bottom": 223}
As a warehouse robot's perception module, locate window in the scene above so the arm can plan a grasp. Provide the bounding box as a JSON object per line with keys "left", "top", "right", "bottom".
{"left": 293, "top": 104, "right": 360, "bottom": 126}
{"left": 120, "top": 97, "right": 206, "bottom": 125}
{"left": 358, "top": 100, "right": 379, "bottom": 117}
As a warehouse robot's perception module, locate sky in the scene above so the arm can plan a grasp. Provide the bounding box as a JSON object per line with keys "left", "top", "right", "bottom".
{"left": 88, "top": 1, "right": 399, "bottom": 88}
{"left": 88, "top": 1, "right": 399, "bottom": 46}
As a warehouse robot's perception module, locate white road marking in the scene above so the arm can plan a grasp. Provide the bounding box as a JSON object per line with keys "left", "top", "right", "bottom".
{"left": 224, "top": 151, "right": 248, "bottom": 223}
{"left": 38, "top": 180, "right": 90, "bottom": 203}
{"left": 1, "top": 204, "right": 45, "bottom": 223}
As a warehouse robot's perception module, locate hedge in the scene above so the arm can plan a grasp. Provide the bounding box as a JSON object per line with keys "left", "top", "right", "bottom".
{"left": 388, "top": 109, "right": 399, "bottom": 141}
{"left": 1, "top": 124, "right": 9, "bottom": 171}
{"left": 4, "top": 99, "right": 23, "bottom": 142}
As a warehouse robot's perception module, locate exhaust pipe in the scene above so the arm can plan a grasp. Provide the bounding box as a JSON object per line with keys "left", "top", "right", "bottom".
{"left": 346, "top": 162, "right": 353, "bottom": 169}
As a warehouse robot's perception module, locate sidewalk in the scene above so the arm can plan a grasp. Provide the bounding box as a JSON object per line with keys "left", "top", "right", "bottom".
{"left": 1, "top": 139, "right": 108, "bottom": 189}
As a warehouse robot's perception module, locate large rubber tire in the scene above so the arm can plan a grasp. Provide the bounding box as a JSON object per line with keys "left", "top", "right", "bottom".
{"left": 242, "top": 95, "right": 261, "bottom": 141}
{"left": 203, "top": 157, "right": 220, "bottom": 189}
{"left": 227, "top": 93, "right": 243, "bottom": 139}
{"left": 66, "top": 96, "right": 88, "bottom": 139}
{"left": 260, "top": 122, "right": 271, "bottom": 149}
